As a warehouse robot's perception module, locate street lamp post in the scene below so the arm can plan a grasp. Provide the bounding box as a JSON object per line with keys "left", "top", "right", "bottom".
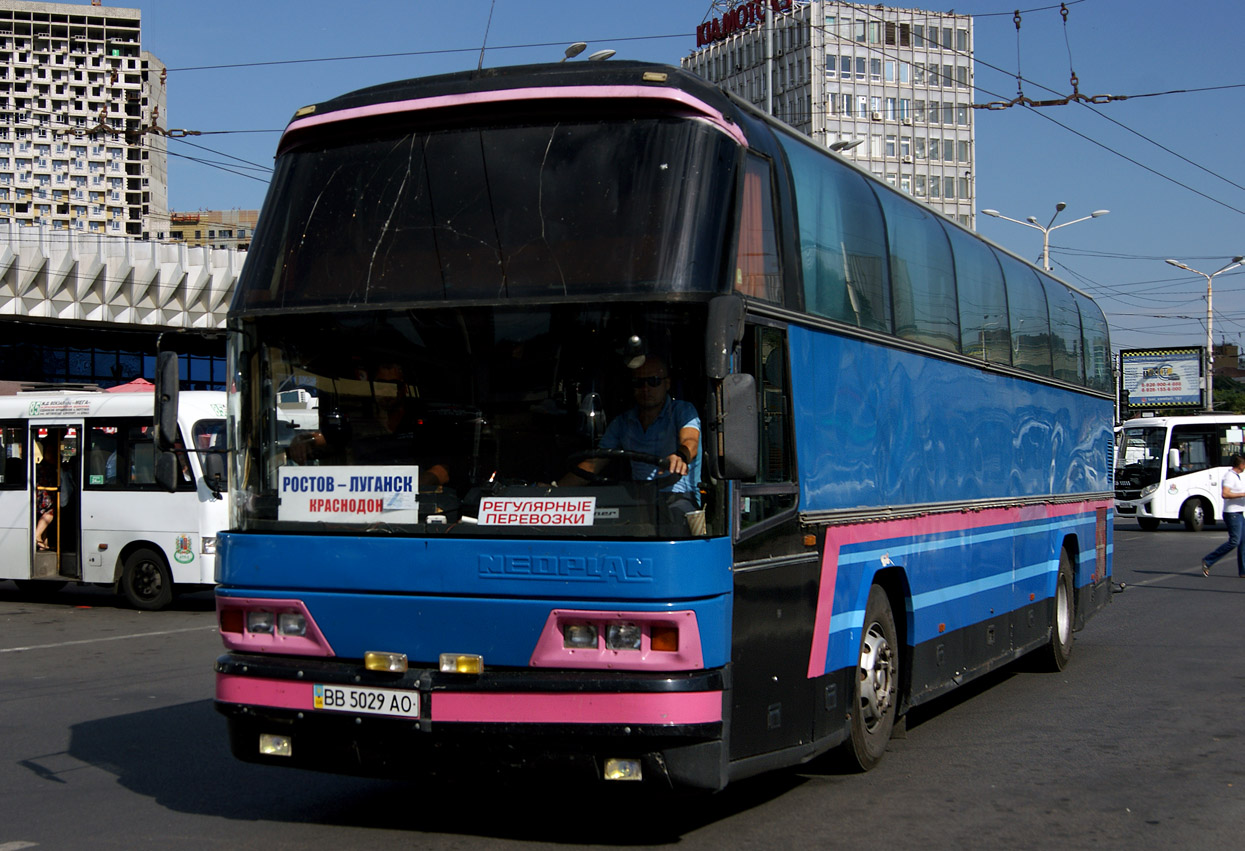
{"left": 980, "top": 203, "right": 1110, "bottom": 271}
{"left": 1164, "top": 256, "right": 1245, "bottom": 411}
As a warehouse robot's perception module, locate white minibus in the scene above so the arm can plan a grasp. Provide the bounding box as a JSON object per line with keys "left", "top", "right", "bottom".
{"left": 0, "top": 388, "right": 226, "bottom": 608}
{"left": 1114, "top": 413, "right": 1245, "bottom": 531}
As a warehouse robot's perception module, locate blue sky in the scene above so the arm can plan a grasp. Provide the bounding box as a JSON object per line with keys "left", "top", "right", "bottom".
{"left": 128, "top": 0, "right": 1245, "bottom": 355}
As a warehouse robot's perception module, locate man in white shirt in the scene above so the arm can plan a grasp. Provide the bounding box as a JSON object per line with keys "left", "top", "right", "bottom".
{"left": 1201, "top": 454, "right": 1245, "bottom": 577}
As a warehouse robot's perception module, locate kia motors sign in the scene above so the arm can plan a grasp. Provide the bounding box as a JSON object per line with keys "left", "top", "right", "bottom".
{"left": 697, "top": 0, "right": 794, "bottom": 47}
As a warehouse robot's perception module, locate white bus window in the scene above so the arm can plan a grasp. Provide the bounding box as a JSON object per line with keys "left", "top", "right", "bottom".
{"left": 0, "top": 423, "right": 25, "bottom": 489}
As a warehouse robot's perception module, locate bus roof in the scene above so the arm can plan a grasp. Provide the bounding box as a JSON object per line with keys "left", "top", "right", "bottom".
{"left": 279, "top": 61, "right": 747, "bottom": 153}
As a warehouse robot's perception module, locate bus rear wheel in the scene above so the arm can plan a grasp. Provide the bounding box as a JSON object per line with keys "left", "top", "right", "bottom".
{"left": 1035, "top": 549, "right": 1075, "bottom": 672}
{"left": 121, "top": 548, "right": 173, "bottom": 611}
{"left": 1182, "top": 500, "right": 1206, "bottom": 532}
{"left": 843, "top": 585, "right": 900, "bottom": 771}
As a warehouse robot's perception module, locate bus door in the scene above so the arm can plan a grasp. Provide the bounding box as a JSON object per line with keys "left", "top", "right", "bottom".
{"left": 0, "top": 421, "right": 28, "bottom": 578}
{"left": 729, "top": 321, "right": 813, "bottom": 759}
{"left": 30, "top": 424, "right": 82, "bottom": 581}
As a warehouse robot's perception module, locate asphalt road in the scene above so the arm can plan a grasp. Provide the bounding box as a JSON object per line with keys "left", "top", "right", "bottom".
{"left": 0, "top": 520, "right": 1242, "bottom": 849}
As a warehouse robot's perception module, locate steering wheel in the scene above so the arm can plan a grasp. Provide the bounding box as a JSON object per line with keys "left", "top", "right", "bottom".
{"left": 565, "top": 448, "right": 682, "bottom": 487}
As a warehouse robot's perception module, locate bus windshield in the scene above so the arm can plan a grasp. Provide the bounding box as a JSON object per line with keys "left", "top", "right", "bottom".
{"left": 231, "top": 303, "right": 720, "bottom": 539}
{"left": 236, "top": 117, "right": 736, "bottom": 310}
{"left": 1116, "top": 426, "right": 1165, "bottom": 486}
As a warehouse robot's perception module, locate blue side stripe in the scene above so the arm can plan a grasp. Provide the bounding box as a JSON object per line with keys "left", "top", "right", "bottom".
{"left": 827, "top": 513, "right": 1104, "bottom": 639}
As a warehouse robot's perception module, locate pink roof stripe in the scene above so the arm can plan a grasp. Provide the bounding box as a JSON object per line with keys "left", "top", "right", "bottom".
{"left": 284, "top": 85, "right": 748, "bottom": 147}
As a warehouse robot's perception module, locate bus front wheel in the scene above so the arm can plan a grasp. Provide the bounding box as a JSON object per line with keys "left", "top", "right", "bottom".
{"left": 843, "top": 584, "right": 900, "bottom": 771}
{"left": 1182, "top": 500, "right": 1206, "bottom": 532}
{"left": 121, "top": 548, "right": 173, "bottom": 611}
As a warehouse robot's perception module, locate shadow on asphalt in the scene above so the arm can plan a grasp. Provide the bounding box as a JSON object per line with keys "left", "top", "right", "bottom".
{"left": 0, "top": 579, "right": 215, "bottom": 612}
{"left": 56, "top": 699, "right": 805, "bottom": 843}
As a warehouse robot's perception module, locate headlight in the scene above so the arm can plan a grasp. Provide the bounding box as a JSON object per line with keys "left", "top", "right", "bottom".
{"left": 1140, "top": 484, "right": 1158, "bottom": 497}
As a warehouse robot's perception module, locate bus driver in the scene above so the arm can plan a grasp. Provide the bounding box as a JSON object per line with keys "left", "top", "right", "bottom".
{"left": 561, "top": 355, "right": 701, "bottom": 521}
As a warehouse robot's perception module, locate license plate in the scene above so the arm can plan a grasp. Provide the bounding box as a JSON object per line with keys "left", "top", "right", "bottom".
{"left": 313, "top": 683, "right": 420, "bottom": 718}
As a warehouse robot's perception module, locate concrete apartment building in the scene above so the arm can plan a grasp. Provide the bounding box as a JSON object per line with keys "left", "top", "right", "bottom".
{"left": 683, "top": 0, "right": 976, "bottom": 228}
{"left": 0, "top": 1, "right": 233, "bottom": 390}
{"left": 0, "top": 0, "right": 167, "bottom": 239}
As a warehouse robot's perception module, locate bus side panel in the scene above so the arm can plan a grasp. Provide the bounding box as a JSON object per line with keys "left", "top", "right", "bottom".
{"left": 788, "top": 328, "right": 1114, "bottom": 510}
{"left": 80, "top": 491, "right": 217, "bottom": 585}
{"left": 0, "top": 481, "right": 30, "bottom": 581}
{"left": 807, "top": 502, "right": 1112, "bottom": 705}
{"left": 729, "top": 551, "right": 820, "bottom": 761}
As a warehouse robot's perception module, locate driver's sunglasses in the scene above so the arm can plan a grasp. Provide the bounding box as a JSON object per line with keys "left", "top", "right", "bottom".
{"left": 631, "top": 376, "right": 666, "bottom": 388}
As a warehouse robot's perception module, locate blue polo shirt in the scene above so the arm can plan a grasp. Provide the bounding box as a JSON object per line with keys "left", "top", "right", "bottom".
{"left": 600, "top": 397, "right": 701, "bottom": 496}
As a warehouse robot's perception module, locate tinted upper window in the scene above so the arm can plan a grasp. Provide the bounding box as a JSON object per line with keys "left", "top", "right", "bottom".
{"left": 781, "top": 133, "right": 890, "bottom": 332}
{"left": 236, "top": 118, "right": 736, "bottom": 310}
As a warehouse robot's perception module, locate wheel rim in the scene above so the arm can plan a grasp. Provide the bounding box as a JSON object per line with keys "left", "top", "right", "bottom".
{"left": 1055, "top": 575, "right": 1072, "bottom": 647}
{"left": 1193, "top": 504, "right": 1204, "bottom": 525}
{"left": 858, "top": 621, "right": 895, "bottom": 732}
{"left": 130, "top": 559, "right": 164, "bottom": 601}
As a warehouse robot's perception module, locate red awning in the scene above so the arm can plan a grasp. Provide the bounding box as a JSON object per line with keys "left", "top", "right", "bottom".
{"left": 105, "top": 378, "right": 155, "bottom": 393}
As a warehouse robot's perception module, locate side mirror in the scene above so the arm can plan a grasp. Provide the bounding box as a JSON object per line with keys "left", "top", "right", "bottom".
{"left": 708, "top": 373, "right": 758, "bottom": 480}
{"left": 705, "top": 295, "right": 745, "bottom": 380}
{"left": 1168, "top": 448, "right": 1181, "bottom": 469}
{"left": 154, "top": 448, "right": 180, "bottom": 493}
{"left": 153, "top": 350, "right": 180, "bottom": 452}
{"left": 204, "top": 451, "right": 226, "bottom": 498}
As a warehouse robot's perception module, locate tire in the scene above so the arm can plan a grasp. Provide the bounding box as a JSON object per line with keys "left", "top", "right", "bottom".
{"left": 1137, "top": 517, "right": 1160, "bottom": 531}
{"left": 120, "top": 547, "right": 173, "bottom": 611}
{"left": 1035, "top": 549, "right": 1075, "bottom": 672}
{"left": 1181, "top": 500, "right": 1206, "bottom": 532}
{"left": 842, "top": 584, "right": 900, "bottom": 771}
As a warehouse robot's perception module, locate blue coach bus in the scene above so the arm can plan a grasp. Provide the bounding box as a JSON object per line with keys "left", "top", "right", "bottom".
{"left": 188, "top": 61, "right": 1113, "bottom": 791}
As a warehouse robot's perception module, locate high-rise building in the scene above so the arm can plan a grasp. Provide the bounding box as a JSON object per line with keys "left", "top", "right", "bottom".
{"left": 683, "top": 1, "right": 976, "bottom": 228}
{"left": 0, "top": 0, "right": 168, "bottom": 238}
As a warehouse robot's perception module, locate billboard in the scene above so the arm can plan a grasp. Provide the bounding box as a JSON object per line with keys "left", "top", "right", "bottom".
{"left": 1119, "top": 348, "right": 1203, "bottom": 411}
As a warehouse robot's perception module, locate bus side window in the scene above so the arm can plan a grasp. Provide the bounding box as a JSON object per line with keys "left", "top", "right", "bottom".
{"left": 1168, "top": 425, "right": 1214, "bottom": 475}
{"left": 85, "top": 418, "right": 194, "bottom": 491}
{"left": 734, "top": 155, "right": 783, "bottom": 304}
{"left": 0, "top": 422, "right": 25, "bottom": 489}
{"left": 738, "top": 324, "right": 797, "bottom": 534}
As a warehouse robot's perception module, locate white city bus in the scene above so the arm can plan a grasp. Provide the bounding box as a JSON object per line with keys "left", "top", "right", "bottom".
{"left": 1114, "top": 414, "right": 1245, "bottom": 531}
{"left": 0, "top": 388, "right": 226, "bottom": 608}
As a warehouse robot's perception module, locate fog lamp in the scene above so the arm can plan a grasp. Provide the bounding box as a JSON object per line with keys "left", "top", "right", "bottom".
{"left": 258, "top": 733, "right": 292, "bottom": 757}
{"left": 439, "top": 653, "right": 483, "bottom": 674}
{"left": 278, "top": 613, "right": 306, "bottom": 636}
{"left": 364, "top": 651, "right": 408, "bottom": 672}
{"left": 603, "top": 757, "right": 642, "bottom": 781}
{"left": 246, "top": 611, "right": 274, "bottom": 634}
{"left": 605, "top": 622, "right": 642, "bottom": 651}
{"left": 563, "top": 623, "right": 598, "bottom": 649}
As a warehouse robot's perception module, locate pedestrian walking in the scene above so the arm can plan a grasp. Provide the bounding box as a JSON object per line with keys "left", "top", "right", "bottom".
{"left": 1201, "top": 453, "right": 1245, "bottom": 577}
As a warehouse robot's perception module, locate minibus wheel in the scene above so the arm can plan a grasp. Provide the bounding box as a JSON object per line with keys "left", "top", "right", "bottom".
{"left": 121, "top": 547, "right": 173, "bottom": 610}
{"left": 1181, "top": 500, "right": 1206, "bottom": 532}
